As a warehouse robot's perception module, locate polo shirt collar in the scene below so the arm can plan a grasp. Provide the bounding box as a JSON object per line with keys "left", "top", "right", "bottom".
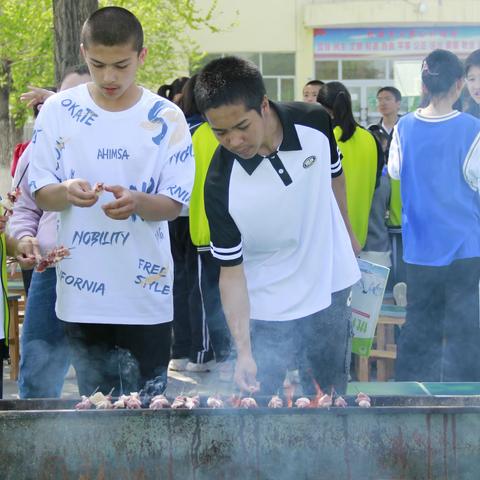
{"left": 235, "top": 101, "right": 302, "bottom": 175}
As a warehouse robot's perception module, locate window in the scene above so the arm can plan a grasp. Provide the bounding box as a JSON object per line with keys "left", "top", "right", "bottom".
{"left": 315, "top": 60, "right": 338, "bottom": 80}
{"left": 342, "top": 59, "right": 387, "bottom": 80}
{"left": 193, "top": 52, "right": 296, "bottom": 101}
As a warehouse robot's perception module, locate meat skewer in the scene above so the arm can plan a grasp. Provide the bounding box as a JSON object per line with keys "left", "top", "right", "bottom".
{"left": 334, "top": 396, "right": 348, "bottom": 408}
{"left": 268, "top": 395, "right": 283, "bottom": 408}
{"left": 294, "top": 397, "right": 311, "bottom": 408}
{"left": 239, "top": 397, "right": 258, "bottom": 409}
{"left": 149, "top": 394, "right": 171, "bottom": 410}
{"left": 35, "top": 246, "right": 71, "bottom": 272}
{"left": 355, "top": 392, "right": 371, "bottom": 408}
{"left": 0, "top": 187, "right": 21, "bottom": 217}
{"left": 206, "top": 395, "right": 224, "bottom": 409}
{"left": 317, "top": 394, "right": 333, "bottom": 408}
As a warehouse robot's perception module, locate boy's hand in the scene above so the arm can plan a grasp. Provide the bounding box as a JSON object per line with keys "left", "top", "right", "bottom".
{"left": 15, "top": 236, "right": 41, "bottom": 269}
{"left": 102, "top": 185, "right": 137, "bottom": 220}
{"left": 20, "top": 86, "right": 54, "bottom": 108}
{"left": 64, "top": 179, "right": 98, "bottom": 208}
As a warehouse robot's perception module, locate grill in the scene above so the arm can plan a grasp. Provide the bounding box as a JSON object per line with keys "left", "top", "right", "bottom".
{"left": 0, "top": 396, "right": 479, "bottom": 479}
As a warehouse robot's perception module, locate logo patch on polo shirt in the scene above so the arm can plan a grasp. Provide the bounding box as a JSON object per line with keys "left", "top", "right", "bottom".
{"left": 303, "top": 155, "right": 316, "bottom": 168}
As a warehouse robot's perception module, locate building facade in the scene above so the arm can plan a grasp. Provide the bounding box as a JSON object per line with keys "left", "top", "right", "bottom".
{"left": 190, "top": 0, "right": 480, "bottom": 124}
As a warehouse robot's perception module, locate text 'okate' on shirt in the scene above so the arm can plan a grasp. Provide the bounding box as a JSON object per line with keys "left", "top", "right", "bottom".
{"left": 29, "top": 84, "right": 195, "bottom": 325}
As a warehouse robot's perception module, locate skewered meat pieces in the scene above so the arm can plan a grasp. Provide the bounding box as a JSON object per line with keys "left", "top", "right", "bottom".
{"left": 171, "top": 395, "right": 188, "bottom": 409}
{"left": 185, "top": 395, "right": 200, "bottom": 410}
{"left": 268, "top": 395, "right": 283, "bottom": 408}
{"left": 93, "top": 182, "right": 105, "bottom": 196}
{"left": 125, "top": 392, "right": 142, "bottom": 409}
{"left": 294, "top": 397, "right": 311, "bottom": 408}
{"left": 89, "top": 392, "right": 113, "bottom": 409}
{"left": 334, "top": 396, "right": 348, "bottom": 408}
{"left": 355, "top": 392, "right": 371, "bottom": 408}
{"left": 75, "top": 395, "right": 93, "bottom": 410}
{"left": 1, "top": 187, "right": 21, "bottom": 216}
{"left": 317, "top": 394, "right": 333, "bottom": 408}
{"left": 206, "top": 395, "right": 224, "bottom": 409}
{"left": 36, "top": 246, "right": 70, "bottom": 272}
{"left": 239, "top": 397, "right": 258, "bottom": 409}
{"left": 149, "top": 395, "right": 171, "bottom": 410}
{"left": 113, "top": 395, "right": 129, "bottom": 409}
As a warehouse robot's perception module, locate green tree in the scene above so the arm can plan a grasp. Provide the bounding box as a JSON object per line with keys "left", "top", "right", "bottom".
{"left": 0, "top": 0, "right": 220, "bottom": 167}
{"left": 100, "top": 0, "right": 220, "bottom": 90}
{"left": 0, "top": 0, "right": 54, "bottom": 166}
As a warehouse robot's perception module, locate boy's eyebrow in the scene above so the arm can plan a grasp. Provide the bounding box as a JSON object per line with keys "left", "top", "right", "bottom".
{"left": 211, "top": 119, "right": 249, "bottom": 132}
{"left": 89, "top": 57, "right": 131, "bottom": 65}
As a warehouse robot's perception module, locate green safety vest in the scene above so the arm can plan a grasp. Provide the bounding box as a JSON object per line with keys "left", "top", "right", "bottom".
{"left": 388, "top": 178, "right": 402, "bottom": 227}
{"left": 334, "top": 126, "right": 378, "bottom": 248}
{"left": 1, "top": 234, "right": 9, "bottom": 346}
{"left": 189, "top": 123, "right": 220, "bottom": 248}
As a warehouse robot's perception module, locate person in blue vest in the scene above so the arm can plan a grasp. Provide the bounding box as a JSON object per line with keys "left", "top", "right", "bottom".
{"left": 389, "top": 49, "right": 480, "bottom": 382}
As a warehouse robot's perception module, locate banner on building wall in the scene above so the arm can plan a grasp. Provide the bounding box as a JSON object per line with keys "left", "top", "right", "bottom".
{"left": 314, "top": 27, "right": 480, "bottom": 58}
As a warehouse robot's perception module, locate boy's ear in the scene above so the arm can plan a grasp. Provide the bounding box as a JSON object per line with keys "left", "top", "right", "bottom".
{"left": 80, "top": 43, "right": 86, "bottom": 59}
{"left": 139, "top": 47, "right": 147, "bottom": 65}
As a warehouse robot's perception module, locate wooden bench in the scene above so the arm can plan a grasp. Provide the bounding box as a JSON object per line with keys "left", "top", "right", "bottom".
{"left": 355, "top": 305, "right": 406, "bottom": 382}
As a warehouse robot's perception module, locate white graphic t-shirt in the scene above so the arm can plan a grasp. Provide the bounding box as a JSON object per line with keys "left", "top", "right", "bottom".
{"left": 29, "top": 84, "right": 194, "bottom": 325}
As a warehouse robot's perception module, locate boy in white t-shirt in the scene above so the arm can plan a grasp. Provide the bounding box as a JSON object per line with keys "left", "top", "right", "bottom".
{"left": 29, "top": 7, "right": 195, "bottom": 399}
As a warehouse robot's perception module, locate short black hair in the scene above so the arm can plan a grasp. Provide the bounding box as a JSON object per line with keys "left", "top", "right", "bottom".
{"left": 158, "top": 77, "right": 189, "bottom": 102}
{"left": 81, "top": 7, "right": 143, "bottom": 53}
{"left": 377, "top": 86, "right": 402, "bottom": 102}
{"left": 194, "top": 56, "right": 266, "bottom": 114}
{"left": 465, "top": 49, "right": 480, "bottom": 76}
{"left": 62, "top": 64, "right": 90, "bottom": 81}
{"left": 305, "top": 79, "right": 324, "bottom": 87}
{"left": 421, "top": 49, "right": 463, "bottom": 97}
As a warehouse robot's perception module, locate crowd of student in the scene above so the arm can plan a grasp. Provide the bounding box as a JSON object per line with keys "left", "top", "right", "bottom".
{"left": 0, "top": 5, "right": 479, "bottom": 399}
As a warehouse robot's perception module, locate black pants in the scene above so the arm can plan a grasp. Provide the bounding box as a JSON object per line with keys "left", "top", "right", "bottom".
{"left": 251, "top": 288, "right": 352, "bottom": 396}
{"left": 190, "top": 251, "right": 232, "bottom": 362}
{"left": 169, "top": 217, "right": 213, "bottom": 363}
{"left": 395, "top": 258, "right": 480, "bottom": 382}
{"left": 63, "top": 322, "right": 172, "bottom": 396}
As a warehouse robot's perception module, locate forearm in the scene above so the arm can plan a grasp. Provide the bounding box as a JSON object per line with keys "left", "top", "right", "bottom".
{"left": 219, "top": 264, "right": 252, "bottom": 358}
{"left": 35, "top": 183, "right": 70, "bottom": 212}
{"left": 132, "top": 192, "right": 183, "bottom": 221}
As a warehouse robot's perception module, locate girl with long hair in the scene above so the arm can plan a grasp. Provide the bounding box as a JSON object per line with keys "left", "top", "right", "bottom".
{"left": 389, "top": 49, "right": 480, "bottom": 381}
{"left": 317, "top": 82, "right": 383, "bottom": 250}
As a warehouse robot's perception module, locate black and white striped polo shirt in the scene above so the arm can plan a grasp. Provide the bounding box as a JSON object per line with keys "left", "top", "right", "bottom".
{"left": 205, "top": 101, "right": 360, "bottom": 321}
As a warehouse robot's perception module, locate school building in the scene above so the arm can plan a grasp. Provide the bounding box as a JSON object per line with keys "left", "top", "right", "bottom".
{"left": 190, "top": 0, "right": 480, "bottom": 124}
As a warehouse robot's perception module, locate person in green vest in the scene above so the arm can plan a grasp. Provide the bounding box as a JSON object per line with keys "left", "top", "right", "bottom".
{"left": 0, "top": 213, "right": 35, "bottom": 397}
{"left": 317, "top": 81, "right": 383, "bottom": 250}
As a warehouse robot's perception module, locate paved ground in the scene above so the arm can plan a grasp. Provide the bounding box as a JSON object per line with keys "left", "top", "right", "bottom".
{"left": 2, "top": 360, "right": 237, "bottom": 400}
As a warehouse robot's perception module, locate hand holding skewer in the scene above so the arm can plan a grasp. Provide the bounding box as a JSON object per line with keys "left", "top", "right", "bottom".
{"left": 64, "top": 179, "right": 99, "bottom": 208}
{"left": 101, "top": 185, "right": 137, "bottom": 221}
{"left": 234, "top": 353, "right": 259, "bottom": 393}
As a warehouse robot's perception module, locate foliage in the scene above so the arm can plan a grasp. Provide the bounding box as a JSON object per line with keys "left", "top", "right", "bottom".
{"left": 0, "top": 0, "right": 54, "bottom": 126}
{"left": 1, "top": 0, "right": 220, "bottom": 128}
{"left": 99, "top": 0, "right": 220, "bottom": 91}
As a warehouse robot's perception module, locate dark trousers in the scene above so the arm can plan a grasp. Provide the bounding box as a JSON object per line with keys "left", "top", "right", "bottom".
{"left": 395, "top": 258, "right": 480, "bottom": 382}
{"left": 63, "top": 322, "right": 172, "bottom": 396}
{"left": 191, "top": 251, "right": 232, "bottom": 362}
{"left": 251, "top": 288, "right": 353, "bottom": 396}
{"left": 388, "top": 228, "right": 407, "bottom": 287}
{"left": 169, "top": 217, "right": 213, "bottom": 363}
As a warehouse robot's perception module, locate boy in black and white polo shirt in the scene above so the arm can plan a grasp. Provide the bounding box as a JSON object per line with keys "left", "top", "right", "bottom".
{"left": 195, "top": 57, "right": 360, "bottom": 395}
